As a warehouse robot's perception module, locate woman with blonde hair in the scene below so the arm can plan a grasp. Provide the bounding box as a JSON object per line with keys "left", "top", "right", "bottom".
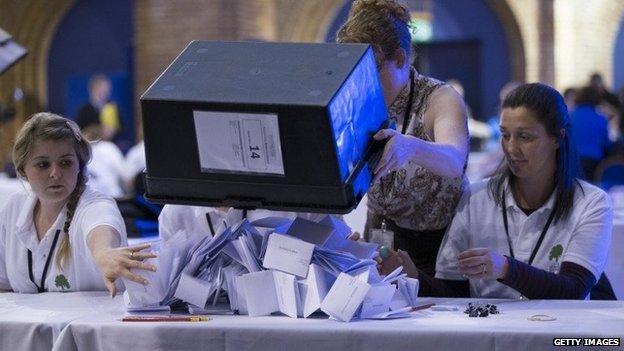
{"left": 337, "top": 0, "right": 469, "bottom": 275}
{"left": 0, "top": 112, "right": 154, "bottom": 295}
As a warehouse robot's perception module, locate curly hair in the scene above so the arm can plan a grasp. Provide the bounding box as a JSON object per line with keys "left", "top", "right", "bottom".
{"left": 336, "top": 0, "right": 412, "bottom": 67}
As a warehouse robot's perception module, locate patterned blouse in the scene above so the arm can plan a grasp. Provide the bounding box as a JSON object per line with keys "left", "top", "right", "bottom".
{"left": 367, "top": 68, "right": 467, "bottom": 231}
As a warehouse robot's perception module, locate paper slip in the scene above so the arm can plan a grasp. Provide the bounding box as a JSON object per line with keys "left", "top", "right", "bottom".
{"left": 233, "top": 275, "right": 249, "bottom": 315}
{"left": 368, "top": 309, "right": 412, "bottom": 319}
{"left": 273, "top": 271, "right": 302, "bottom": 318}
{"left": 398, "top": 277, "right": 419, "bottom": 307}
{"left": 286, "top": 217, "right": 335, "bottom": 246}
{"left": 263, "top": 233, "right": 314, "bottom": 277}
{"left": 251, "top": 217, "right": 293, "bottom": 233}
{"left": 318, "top": 215, "right": 352, "bottom": 241}
{"left": 188, "top": 303, "right": 234, "bottom": 315}
{"left": 237, "top": 270, "right": 302, "bottom": 318}
{"left": 389, "top": 289, "right": 409, "bottom": 311}
{"left": 174, "top": 273, "right": 214, "bottom": 309}
{"left": 336, "top": 240, "right": 378, "bottom": 260}
{"left": 360, "top": 284, "right": 396, "bottom": 319}
{"left": 321, "top": 272, "right": 371, "bottom": 322}
{"left": 123, "top": 292, "right": 171, "bottom": 313}
{"left": 300, "top": 264, "right": 330, "bottom": 318}
{"left": 238, "top": 271, "right": 279, "bottom": 317}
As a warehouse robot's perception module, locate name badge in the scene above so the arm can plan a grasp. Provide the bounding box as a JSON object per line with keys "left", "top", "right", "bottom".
{"left": 369, "top": 219, "right": 394, "bottom": 253}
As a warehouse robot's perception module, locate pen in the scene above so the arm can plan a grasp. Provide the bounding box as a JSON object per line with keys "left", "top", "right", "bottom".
{"left": 410, "top": 303, "right": 436, "bottom": 312}
{"left": 122, "top": 316, "right": 211, "bottom": 322}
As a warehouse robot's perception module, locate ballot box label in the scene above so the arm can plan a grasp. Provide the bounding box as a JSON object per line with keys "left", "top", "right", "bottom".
{"left": 194, "top": 110, "right": 285, "bottom": 175}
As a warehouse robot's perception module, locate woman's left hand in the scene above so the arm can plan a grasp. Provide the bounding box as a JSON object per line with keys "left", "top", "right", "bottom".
{"left": 372, "top": 129, "right": 417, "bottom": 184}
{"left": 457, "top": 247, "right": 509, "bottom": 280}
{"left": 92, "top": 243, "right": 157, "bottom": 297}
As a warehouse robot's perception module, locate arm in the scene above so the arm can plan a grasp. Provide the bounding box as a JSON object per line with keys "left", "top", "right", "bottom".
{"left": 87, "top": 225, "right": 156, "bottom": 297}
{"left": 389, "top": 249, "right": 470, "bottom": 297}
{"left": 499, "top": 259, "right": 595, "bottom": 299}
{"left": 373, "top": 85, "right": 468, "bottom": 180}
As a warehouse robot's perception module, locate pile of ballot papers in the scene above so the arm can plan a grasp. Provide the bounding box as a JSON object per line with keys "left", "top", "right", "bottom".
{"left": 123, "top": 216, "right": 419, "bottom": 322}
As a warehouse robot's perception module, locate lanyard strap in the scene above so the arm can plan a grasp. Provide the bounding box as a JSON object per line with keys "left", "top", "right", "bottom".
{"left": 502, "top": 195, "right": 556, "bottom": 266}
{"left": 400, "top": 69, "right": 416, "bottom": 135}
{"left": 27, "top": 229, "right": 62, "bottom": 293}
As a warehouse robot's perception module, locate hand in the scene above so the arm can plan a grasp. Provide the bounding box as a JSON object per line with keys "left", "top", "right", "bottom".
{"left": 457, "top": 247, "right": 509, "bottom": 280}
{"left": 377, "top": 248, "right": 419, "bottom": 279}
{"left": 372, "top": 129, "right": 418, "bottom": 184}
{"left": 347, "top": 231, "right": 361, "bottom": 241}
{"left": 92, "top": 243, "right": 158, "bottom": 297}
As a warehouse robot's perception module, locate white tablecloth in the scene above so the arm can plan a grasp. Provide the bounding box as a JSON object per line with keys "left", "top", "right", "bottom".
{"left": 1, "top": 293, "right": 621, "bottom": 351}
{"left": 0, "top": 292, "right": 121, "bottom": 351}
{"left": 52, "top": 298, "right": 624, "bottom": 351}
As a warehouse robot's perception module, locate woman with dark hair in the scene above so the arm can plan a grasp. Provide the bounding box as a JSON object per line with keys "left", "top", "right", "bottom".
{"left": 337, "top": 0, "right": 468, "bottom": 276}
{"left": 381, "top": 83, "right": 613, "bottom": 299}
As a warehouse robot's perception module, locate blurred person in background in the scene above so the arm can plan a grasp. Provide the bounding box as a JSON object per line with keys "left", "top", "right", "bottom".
{"left": 570, "top": 86, "right": 612, "bottom": 181}
{"left": 76, "top": 74, "right": 121, "bottom": 142}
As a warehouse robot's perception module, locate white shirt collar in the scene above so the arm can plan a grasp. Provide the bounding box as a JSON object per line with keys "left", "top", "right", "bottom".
{"left": 502, "top": 177, "right": 556, "bottom": 214}
{"left": 16, "top": 191, "right": 38, "bottom": 232}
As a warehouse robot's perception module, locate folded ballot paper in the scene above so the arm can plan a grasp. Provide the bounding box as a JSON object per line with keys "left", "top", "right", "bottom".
{"left": 123, "top": 215, "right": 419, "bottom": 322}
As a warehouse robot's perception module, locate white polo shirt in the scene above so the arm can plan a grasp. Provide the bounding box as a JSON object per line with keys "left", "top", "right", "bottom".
{"left": 435, "top": 178, "right": 613, "bottom": 299}
{"left": 158, "top": 205, "right": 332, "bottom": 242}
{"left": 0, "top": 186, "right": 127, "bottom": 293}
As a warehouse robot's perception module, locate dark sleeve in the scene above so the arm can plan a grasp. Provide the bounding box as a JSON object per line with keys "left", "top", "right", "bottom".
{"left": 498, "top": 257, "right": 596, "bottom": 299}
{"left": 418, "top": 270, "right": 470, "bottom": 297}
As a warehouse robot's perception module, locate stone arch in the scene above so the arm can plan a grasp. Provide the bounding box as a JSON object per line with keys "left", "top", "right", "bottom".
{"left": 0, "top": 1, "right": 74, "bottom": 167}
{"left": 481, "top": 0, "right": 525, "bottom": 82}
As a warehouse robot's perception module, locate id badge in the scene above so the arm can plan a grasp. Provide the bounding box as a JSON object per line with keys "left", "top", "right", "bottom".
{"left": 369, "top": 219, "right": 394, "bottom": 252}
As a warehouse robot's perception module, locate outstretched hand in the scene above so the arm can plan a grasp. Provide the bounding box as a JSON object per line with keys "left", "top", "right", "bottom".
{"left": 92, "top": 243, "right": 158, "bottom": 297}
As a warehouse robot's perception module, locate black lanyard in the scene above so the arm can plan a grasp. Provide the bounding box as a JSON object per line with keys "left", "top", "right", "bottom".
{"left": 501, "top": 195, "right": 556, "bottom": 266}
{"left": 27, "top": 229, "right": 61, "bottom": 293}
{"left": 400, "top": 69, "right": 416, "bottom": 135}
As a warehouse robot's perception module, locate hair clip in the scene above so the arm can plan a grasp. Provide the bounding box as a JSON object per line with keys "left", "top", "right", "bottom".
{"left": 65, "top": 121, "right": 82, "bottom": 142}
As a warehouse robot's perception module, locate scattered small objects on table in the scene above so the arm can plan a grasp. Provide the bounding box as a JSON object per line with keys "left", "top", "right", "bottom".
{"left": 464, "top": 303, "right": 500, "bottom": 317}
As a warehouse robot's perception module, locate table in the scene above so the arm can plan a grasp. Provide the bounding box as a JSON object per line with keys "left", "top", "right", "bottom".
{"left": 0, "top": 292, "right": 121, "bottom": 351}
{"left": 2, "top": 293, "right": 622, "bottom": 351}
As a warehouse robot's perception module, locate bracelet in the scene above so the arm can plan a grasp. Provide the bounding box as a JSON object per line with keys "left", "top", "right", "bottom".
{"left": 527, "top": 314, "right": 556, "bottom": 321}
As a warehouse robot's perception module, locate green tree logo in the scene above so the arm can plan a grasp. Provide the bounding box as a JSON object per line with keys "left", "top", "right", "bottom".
{"left": 55, "top": 274, "right": 71, "bottom": 291}
{"left": 549, "top": 244, "right": 563, "bottom": 262}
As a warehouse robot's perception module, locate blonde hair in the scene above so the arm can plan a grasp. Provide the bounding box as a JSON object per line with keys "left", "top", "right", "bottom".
{"left": 336, "top": 0, "right": 412, "bottom": 67}
{"left": 13, "top": 112, "right": 92, "bottom": 269}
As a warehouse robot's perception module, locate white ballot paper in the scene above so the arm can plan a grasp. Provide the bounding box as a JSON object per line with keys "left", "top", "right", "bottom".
{"left": 286, "top": 217, "right": 335, "bottom": 246}
{"left": 262, "top": 233, "right": 314, "bottom": 278}
{"left": 300, "top": 263, "right": 331, "bottom": 318}
{"left": 321, "top": 272, "right": 371, "bottom": 322}
{"left": 174, "top": 273, "right": 216, "bottom": 309}
{"left": 238, "top": 270, "right": 302, "bottom": 318}
{"left": 360, "top": 284, "right": 396, "bottom": 319}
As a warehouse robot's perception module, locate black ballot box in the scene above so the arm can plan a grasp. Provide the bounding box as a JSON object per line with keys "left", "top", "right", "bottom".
{"left": 141, "top": 40, "right": 388, "bottom": 214}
